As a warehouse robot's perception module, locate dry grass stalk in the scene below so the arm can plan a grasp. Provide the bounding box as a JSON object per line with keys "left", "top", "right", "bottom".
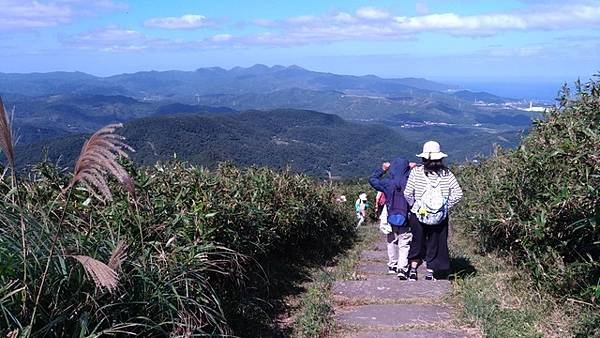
{"left": 108, "top": 240, "right": 128, "bottom": 271}
{"left": 66, "top": 123, "right": 135, "bottom": 201}
{"left": 72, "top": 255, "right": 119, "bottom": 293}
{"left": 0, "top": 96, "right": 15, "bottom": 172}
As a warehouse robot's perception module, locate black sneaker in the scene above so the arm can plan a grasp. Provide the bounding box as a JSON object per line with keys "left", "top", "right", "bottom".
{"left": 408, "top": 268, "right": 418, "bottom": 281}
{"left": 425, "top": 269, "right": 435, "bottom": 281}
{"left": 397, "top": 269, "right": 408, "bottom": 280}
{"left": 387, "top": 266, "right": 397, "bottom": 274}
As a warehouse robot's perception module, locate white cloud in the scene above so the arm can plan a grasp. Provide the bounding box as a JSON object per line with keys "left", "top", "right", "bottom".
{"left": 0, "top": 1, "right": 72, "bottom": 30}
{"left": 61, "top": 2, "right": 600, "bottom": 51}
{"left": 0, "top": 0, "right": 126, "bottom": 30}
{"left": 211, "top": 33, "right": 232, "bottom": 42}
{"left": 62, "top": 26, "right": 238, "bottom": 52}
{"left": 391, "top": 4, "right": 600, "bottom": 35}
{"left": 287, "top": 15, "right": 318, "bottom": 24}
{"left": 63, "top": 26, "right": 160, "bottom": 51}
{"left": 332, "top": 12, "right": 356, "bottom": 23}
{"left": 252, "top": 19, "right": 276, "bottom": 27}
{"left": 144, "top": 14, "right": 213, "bottom": 29}
{"left": 55, "top": 0, "right": 128, "bottom": 11}
{"left": 243, "top": 2, "right": 600, "bottom": 45}
{"left": 355, "top": 7, "right": 390, "bottom": 20}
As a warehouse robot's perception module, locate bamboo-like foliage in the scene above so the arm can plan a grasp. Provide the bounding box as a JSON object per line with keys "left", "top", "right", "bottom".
{"left": 0, "top": 152, "right": 356, "bottom": 336}
{"left": 453, "top": 77, "right": 600, "bottom": 303}
{"left": 66, "top": 123, "right": 135, "bottom": 201}
{"left": 0, "top": 96, "right": 15, "bottom": 173}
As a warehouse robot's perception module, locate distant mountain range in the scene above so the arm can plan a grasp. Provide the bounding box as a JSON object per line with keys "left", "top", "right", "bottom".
{"left": 2, "top": 65, "right": 534, "bottom": 136}
{"left": 1, "top": 64, "right": 537, "bottom": 174}
{"left": 0, "top": 64, "right": 461, "bottom": 98}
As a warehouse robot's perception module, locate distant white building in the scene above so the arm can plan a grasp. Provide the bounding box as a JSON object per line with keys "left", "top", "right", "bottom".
{"left": 522, "top": 101, "right": 546, "bottom": 112}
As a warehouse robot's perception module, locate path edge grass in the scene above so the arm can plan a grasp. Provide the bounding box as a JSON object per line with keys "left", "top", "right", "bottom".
{"left": 448, "top": 219, "right": 600, "bottom": 338}
{"left": 290, "top": 225, "right": 381, "bottom": 338}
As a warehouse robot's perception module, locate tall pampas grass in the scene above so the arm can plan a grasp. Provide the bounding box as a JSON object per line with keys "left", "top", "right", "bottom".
{"left": 69, "top": 241, "right": 128, "bottom": 293}
{"left": 108, "top": 240, "right": 128, "bottom": 271}
{"left": 30, "top": 123, "right": 136, "bottom": 331}
{"left": 0, "top": 96, "right": 15, "bottom": 176}
{"left": 71, "top": 255, "right": 119, "bottom": 293}
{"left": 0, "top": 96, "right": 27, "bottom": 314}
{"left": 66, "top": 123, "right": 135, "bottom": 201}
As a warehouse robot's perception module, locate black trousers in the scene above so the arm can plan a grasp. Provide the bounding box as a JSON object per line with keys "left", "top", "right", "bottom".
{"left": 407, "top": 212, "right": 450, "bottom": 272}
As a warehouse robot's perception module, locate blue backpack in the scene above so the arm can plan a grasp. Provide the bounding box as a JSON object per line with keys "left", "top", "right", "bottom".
{"left": 387, "top": 184, "right": 407, "bottom": 227}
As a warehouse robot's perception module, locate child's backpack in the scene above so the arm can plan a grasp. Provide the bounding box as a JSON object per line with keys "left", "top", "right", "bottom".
{"left": 387, "top": 184, "right": 407, "bottom": 227}
{"left": 415, "top": 174, "right": 448, "bottom": 225}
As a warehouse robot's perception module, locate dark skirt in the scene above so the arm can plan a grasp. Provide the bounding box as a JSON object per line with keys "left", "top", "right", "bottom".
{"left": 407, "top": 212, "right": 450, "bottom": 271}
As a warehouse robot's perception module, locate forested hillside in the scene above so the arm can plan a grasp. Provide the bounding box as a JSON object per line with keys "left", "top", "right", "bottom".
{"left": 16, "top": 109, "right": 421, "bottom": 177}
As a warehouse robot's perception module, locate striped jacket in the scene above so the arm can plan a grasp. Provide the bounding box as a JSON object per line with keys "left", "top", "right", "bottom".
{"left": 403, "top": 166, "right": 463, "bottom": 214}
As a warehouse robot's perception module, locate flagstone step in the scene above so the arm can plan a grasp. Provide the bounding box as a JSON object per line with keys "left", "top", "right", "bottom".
{"left": 333, "top": 279, "right": 451, "bottom": 304}
{"left": 347, "top": 330, "right": 477, "bottom": 338}
{"left": 336, "top": 303, "right": 453, "bottom": 328}
{"left": 356, "top": 262, "right": 430, "bottom": 275}
{"left": 361, "top": 250, "right": 389, "bottom": 262}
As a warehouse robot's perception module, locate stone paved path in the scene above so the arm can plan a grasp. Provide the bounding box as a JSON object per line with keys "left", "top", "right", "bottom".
{"left": 331, "top": 226, "right": 478, "bottom": 338}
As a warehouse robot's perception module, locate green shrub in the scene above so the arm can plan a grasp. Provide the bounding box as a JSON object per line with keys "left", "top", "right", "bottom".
{"left": 0, "top": 161, "right": 354, "bottom": 336}
{"left": 454, "top": 78, "right": 600, "bottom": 302}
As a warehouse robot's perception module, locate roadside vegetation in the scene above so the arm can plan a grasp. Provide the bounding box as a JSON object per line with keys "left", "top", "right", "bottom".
{"left": 451, "top": 77, "right": 600, "bottom": 337}
{"left": 0, "top": 97, "right": 357, "bottom": 336}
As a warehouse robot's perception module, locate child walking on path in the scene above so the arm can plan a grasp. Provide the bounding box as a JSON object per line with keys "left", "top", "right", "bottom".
{"left": 369, "top": 157, "right": 413, "bottom": 279}
{"left": 355, "top": 193, "right": 369, "bottom": 228}
{"left": 404, "top": 141, "right": 463, "bottom": 281}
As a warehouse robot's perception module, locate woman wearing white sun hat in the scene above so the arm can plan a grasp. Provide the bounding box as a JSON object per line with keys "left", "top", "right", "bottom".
{"left": 403, "top": 141, "right": 463, "bottom": 281}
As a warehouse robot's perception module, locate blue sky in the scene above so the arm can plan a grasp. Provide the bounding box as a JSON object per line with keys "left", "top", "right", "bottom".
{"left": 1, "top": 0, "right": 599, "bottom": 84}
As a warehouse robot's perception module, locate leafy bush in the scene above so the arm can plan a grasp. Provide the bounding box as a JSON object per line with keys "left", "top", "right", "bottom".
{"left": 454, "top": 78, "right": 600, "bottom": 302}
{"left": 0, "top": 160, "right": 354, "bottom": 336}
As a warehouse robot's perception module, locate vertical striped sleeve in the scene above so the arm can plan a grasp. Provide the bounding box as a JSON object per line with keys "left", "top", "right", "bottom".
{"left": 446, "top": 172, "right": 463, "bottom": 209}
{"left": 404, "top": 170, "right": 417, "bottom": 206}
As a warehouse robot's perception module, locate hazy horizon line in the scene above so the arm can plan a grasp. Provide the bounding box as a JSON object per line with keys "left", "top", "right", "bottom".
{"left": 2, "top": 63, "right": 591, "bottom": 86}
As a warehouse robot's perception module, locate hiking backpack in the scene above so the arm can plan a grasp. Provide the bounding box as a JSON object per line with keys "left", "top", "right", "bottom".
{"left": 415, "top": 173, "right": 448, "bottom": 225}
{"left": 387, "top": 184, "right": 407, "bottom": 227}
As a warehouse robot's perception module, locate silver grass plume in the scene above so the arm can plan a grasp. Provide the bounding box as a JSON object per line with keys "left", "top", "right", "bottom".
{"left": 71, "top": 255, "right": 119, "bottom": 293}
{"left": 66, "top": 123, "right": 135, "bottom": 201}
{"left": 108, "top": 240, "right": 128, "bottom": 271}
{"left": 0, "top": 96, "right": 15, "bottom": 172}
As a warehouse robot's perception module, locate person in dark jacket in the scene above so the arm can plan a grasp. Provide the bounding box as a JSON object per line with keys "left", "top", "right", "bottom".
{"left": 368, "top": 157, "right": 413, "bottom": 279}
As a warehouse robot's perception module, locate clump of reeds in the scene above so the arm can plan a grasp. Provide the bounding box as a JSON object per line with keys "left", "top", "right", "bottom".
{"left": 0, "top": 121, "right": 355, "bottom": 336}
{"left": 30, "top": 123, "right": 136, "bottom": 330}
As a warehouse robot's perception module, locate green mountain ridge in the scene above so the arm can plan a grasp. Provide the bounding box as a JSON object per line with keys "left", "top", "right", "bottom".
{"left": 2, "top": 65, "right": 537, "bottom": 174}
{"left": 0, "top": 64, "right": 459, "bottom": 97}
{"left": 16, "top": 109, "right": 422, "bottom": 178}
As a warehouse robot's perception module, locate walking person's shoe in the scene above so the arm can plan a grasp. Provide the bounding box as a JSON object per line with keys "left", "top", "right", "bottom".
{"left": 408, "top": 267, "right": 418, "bottom": 281}
{"left": 397, "top": 268, "right": 408, "bottom": 280}
{"left": 425, "top": 269, "right": 435, "bottom": 281}
{"left": 387, "top": 266, "right": 398, "bottom": 274}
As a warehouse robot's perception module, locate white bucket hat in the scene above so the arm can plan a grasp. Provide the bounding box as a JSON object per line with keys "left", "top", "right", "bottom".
{"left": 359, "top": 193, "right": 368, "bottom": 201}
{"left": 416, "top": 141, "right": 448, "bottom": 160}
